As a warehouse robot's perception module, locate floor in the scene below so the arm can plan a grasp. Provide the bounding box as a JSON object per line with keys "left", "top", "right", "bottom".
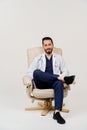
{"left": 0, "top": 90, "right": 87, "bottom": 130}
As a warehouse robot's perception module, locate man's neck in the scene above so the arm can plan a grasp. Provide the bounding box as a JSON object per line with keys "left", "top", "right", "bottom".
{"left": 45, "top": 53, "right": 52, "bottom": 60}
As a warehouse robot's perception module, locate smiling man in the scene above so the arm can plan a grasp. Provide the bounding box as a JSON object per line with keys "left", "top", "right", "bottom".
{"left": 27, "top": 37, "right": 75, "bottom": 124}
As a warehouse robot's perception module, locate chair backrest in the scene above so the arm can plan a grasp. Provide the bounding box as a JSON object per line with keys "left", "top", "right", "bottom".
{"left": 27, "top": 46, "right": 62, "bottom": 67}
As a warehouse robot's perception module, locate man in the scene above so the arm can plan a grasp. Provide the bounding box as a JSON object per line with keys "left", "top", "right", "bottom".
{"left": 27, "top": 37, "right": 75, "bottom": 124}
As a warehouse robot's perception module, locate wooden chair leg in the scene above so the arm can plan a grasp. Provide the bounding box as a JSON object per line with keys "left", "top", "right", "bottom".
{"left": 25, "top": 107, "right": 44, "bottom": 110}
{"left": 25, "top": 100, "right": 69, "bottom": 115}
{"left": 41, "top": 109, "right": 51, "bottom": 116}
{"left": 61, "top": 109, "right": 69, "bottom": 113}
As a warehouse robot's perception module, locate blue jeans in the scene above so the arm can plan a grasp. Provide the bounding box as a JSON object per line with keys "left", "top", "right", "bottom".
{"left": 33, "top": 69, "right": 64, "bottom": 110}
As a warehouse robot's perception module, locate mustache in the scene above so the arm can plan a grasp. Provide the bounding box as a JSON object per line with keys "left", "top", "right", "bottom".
{"left": 46, "top": 48, "right": 52, "bottom": 50}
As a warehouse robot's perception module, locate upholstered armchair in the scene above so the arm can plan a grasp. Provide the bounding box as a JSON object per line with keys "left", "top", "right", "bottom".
{"left": 22, "top": 47, "right": 70, "bottom": 116}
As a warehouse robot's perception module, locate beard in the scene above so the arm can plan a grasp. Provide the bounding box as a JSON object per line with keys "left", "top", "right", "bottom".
{"left": 44, "top": 48, "right": 53, "bottom": 55}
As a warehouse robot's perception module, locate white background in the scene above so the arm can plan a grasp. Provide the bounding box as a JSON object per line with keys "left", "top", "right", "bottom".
{"left": 0, "top": 0, "right": 87, "bottom": 129}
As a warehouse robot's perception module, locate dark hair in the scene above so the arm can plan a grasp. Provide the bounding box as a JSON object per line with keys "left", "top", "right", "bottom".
{"left": 42, "top": 37, "right": 53, "bottom": 44}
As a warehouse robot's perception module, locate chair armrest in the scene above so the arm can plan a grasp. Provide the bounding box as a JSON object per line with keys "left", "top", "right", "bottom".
{"left": 22, "top": 75, "right": 33, "bottom": 97}
{"left": 22, "top": 75, "right": 32, "bottom": 86}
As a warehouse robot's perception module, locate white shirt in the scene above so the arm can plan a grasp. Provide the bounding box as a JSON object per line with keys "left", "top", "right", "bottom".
{"left": 27, "top": 53, "right": 69, "bottom": 79}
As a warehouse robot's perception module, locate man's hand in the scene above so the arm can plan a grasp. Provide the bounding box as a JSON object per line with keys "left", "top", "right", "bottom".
{"left": 58, "top": 76, "right": 65, "bottom": 82}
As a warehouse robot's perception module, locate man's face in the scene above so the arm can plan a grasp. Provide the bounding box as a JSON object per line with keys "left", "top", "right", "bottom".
{"left": 42, "top": 40, "right": 54, "bottom": 55}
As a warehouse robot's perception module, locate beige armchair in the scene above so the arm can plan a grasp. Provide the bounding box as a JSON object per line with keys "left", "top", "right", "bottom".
{"left": 23, "top": 46, "right": 70, "bottom": 116}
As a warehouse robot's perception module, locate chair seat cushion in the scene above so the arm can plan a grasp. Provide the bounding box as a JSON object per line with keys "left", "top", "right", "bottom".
{"left": 32, "top": 88, "right": 68, "bottom": 99}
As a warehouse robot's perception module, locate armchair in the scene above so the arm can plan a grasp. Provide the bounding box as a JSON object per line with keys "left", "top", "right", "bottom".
{"left": 23, "top": 47, "right": 70, "bottom": 116}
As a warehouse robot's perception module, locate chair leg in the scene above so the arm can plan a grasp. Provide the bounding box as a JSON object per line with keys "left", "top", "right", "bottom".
{"left": 25, "top": 100, "right": 69, "bottom": 116}
{"left": 25, "top": 107, "right": 44, "bottom": 110}
{"left": 25, "top": 100, "right": 53, "bottom": 116}
{"left": 41, "top": 109, "right": 51, "bottom": 116}
{"left": 40, "top": 100, "right": 53, "bottom": 116}
{"left": 61, "top": 109, "right": 69, "bottom": 113}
